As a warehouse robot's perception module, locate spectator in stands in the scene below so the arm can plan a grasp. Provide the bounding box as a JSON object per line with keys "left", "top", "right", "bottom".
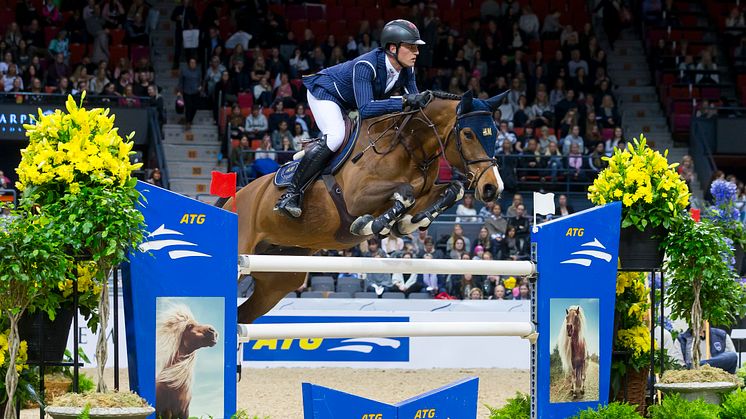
{"left": 213, "top": 71, "right": 235, "bottom": 116}
{"left": 391, "top": 252, "right": 424, "bottom": 296}
{"left": 695, "top": 51, "right": 719, "bottom": 84}
{"left": 455, "top": 273, "right": 479, "bottom": 300}
{"left": 507, "top": 203, "right": 530, "bottom": 238}
{"left": 582, "top": 111, "right": 599, "bottom": 142}
{"left": 366, "top": 254, "right": 395, "bottom": 296}
{"left": 254, "top": 134, "right": 276, "bottom": 162}
{"left": 245, "top": 105, "right": 268, "bottom": 140}
{"left": 518, "top": 138, "right": 543, "bottom": 180}
{"left": 126, "top": 12, "right": 148, "bottom": 45}
{"left": 496, "top": 121, "right": 520, "bottom": 152}
{"left": 519, "top": 5, "right": 540, "bottom": 40}
{"left": 292, "top": 123, "right": 309, "bottom": 150}
{"left": 598, "top": 94, "right": 620, "bottom": 128}
{"left": 289, "top": 48, "right": 309, "bottom": 78}
{"left": 484, "top": 203, "right": 507, "bottom": 241}
{"left": 555, "top": 194, "right": 574, "bottom": 217}
{"left": 88, "top": 68, "right": 110, "bottom": 94}
{"left": 594, "top": 80, "right": 614, "bottom": 106}
{"left": 230, "top": 60, "right": 251, "bottom": 93}
{"left": 3, "top": 65, "right": 21, "bottom": 92}
{"left": 446, "top": 223, "right": 472, "bottom": 253}
{"left": 473, "top": 226, "right": 498, "bottom": 256}
{"left": 468, "top": 288, "right": 484, "bottom": 300}
{"left": 587, "top": 142, "right": 607, "bottom": 175}
{"left": 537, "top": 126, "right": 557, "bottom": 153}
{"left": 542, "top": 10, "right": 562, "bottom": 39}
{"left": 506, "top": 194, "right": 523, "bottom": 217}
{"left": 567, "top": 143, "right": 585, "bottom": 182}
{"left": 500, "top": 225, "right": 529, "bottom": 261}
{"left": 555, "top": 90, "right": 577, "bottom": 125}
{"left": 46, "top": 53, "right": 70, "bottom": 86}
{"left": 48, "top": 30, "right": 69, "bottom": 60}
{"left": 734, "top": 36, "right": 746, "bottom": 66}
{"left": 102, "top": 0, "right": 125, "bottom": 29}
{"left": 204, "top": 56, "right": 225, "bottom": 99}
{"left": 271, "top": 120, "right": 292, "bottom": 150}
{"left": 85, "top": 5, "right": 110, "bottom": 65}
{"left": 0, "top": 170, "right": 10, "bottom": 189}
{"left": 276, "top": 137, "right": 295, "bottom": 165}
{"left": 148, "top": 85, "right": 165, "bottom": 126}
{"left": 228, "top": 104, "right": 246, "bottom": 141}
{"left": 515, "top": 282, "right": 531, "bottom": 300}
{"left": 450, "top": 237, "right": 468, "bottom": 260}
{"left": 571, "top": 67, "right": 591, "bottom": 98}
{"left": 513, "top": 95, "right": 532, "bottom": 128}
{"left": 380, "top": 234, "right": 404, "bottom": 257}
{"left": 561, "top": 125, "right": 584, "bottom": 155}
{"left": 274, "top": 73, "right": 298, "bottom": 108}
{"left": 171, "top": 0, "right": 198, "bottom": 69}
{"left": 678, "top": 155, "right": 695, "bottom": 188}
{"left": 605, "top": 127, "right": 624, "bottom": 156}
{"left": 146, "top": 168, "right": 163, "bottom": 188}
{"left": 178, "top": 57, "right": 202, "bottom": 129}
{"left": 421, "top": 236, "right": 445, "bottom": 259}
{"left": 478, "top": 201, "right": 495, "bottom": 220}
{"left": 267, "top": 100, "right": 291, "bottom": 134}
{"left": 421, "top": 254, "right": 443, "bottom": 295}
{"left": 456, "top": 193, "right": 479, "bottom": 223}
{"left": 677, "top": 326, "right": 738, "bottom": 374}
{"left": 294, "top": 103, "right": 314, "bottom": 136}
{"left": 530, "top": 90, "right": 553, "bottom": 128}
{"left": 492, "top": 284, "right": 509, "bottom": 300}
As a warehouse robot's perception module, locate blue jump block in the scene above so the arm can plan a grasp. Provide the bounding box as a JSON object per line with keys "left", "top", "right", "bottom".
{"left": 302, "top": 377, "right": 479, "bottom": 419}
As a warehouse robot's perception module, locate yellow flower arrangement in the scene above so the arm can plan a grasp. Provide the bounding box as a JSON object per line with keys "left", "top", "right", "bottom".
{"left": 617, "top": 325, "right": 655, "bottom": 359}
{"left": 588, "top": 135, "right": 690, "bottom": 230}
{"left": 16, "top": 93, "right": 141, "bottom": 193}
{"left": 0, "top": 330, "right": 29, "bottom": 373}
{"left": 612, "top": 271, "right": 654, "bottom": 391}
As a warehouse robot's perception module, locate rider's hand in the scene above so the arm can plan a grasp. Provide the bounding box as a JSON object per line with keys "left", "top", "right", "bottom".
{"left": 403, "top": 93, "right": 430, "bottom": 109}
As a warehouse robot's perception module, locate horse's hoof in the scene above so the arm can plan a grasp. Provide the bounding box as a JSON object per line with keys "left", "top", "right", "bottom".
{"left": 350, "top": 215, "right": 375, "bottom": 236}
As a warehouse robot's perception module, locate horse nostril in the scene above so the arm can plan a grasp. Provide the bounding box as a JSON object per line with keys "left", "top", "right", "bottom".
{"left": 482, "top": 184, "right": 496, "bottom": 201}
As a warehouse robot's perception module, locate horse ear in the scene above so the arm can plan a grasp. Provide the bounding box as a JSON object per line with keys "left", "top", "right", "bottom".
{"left": 460, "top": 90, "right": 474, "bottom": 114}
{"left": 566, "top": 308, "right": 569, "bottom": 314}
{"left": 485, "top": 90, "right": 509, "bottom": 111}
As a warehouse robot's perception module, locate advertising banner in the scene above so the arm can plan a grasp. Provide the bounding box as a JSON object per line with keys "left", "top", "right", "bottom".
{"left": 123, "top": 181, "right": 237, "bottom": 418}
{"left": 532, "top": 202, "right": 621, "bottom": 418}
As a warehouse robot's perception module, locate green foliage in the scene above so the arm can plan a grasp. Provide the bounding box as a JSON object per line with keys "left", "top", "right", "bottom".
{"left": 487, "top": 392, "right": 530, "bottom": 419}
{"left": 719, "top": 388, "right": 746, "bottom": 419}
{"left": 80, "top": 404, "right": 91, "bottom": 419}
{"left": 570, "top": 402, "right": 643, "bottom": 419}
{"left": 648, "top": 393, "right": 720, "bottom": 419}
{"left": 664, "top": 217, "right": 746, "bottom": 327}
{"left": 0, "top": 210, "right": 70, "bottom": 318}
{"left": 231, "top": 411, "right": 270, "bottom": 419}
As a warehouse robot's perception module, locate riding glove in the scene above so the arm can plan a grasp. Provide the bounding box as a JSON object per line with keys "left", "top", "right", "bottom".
{"left": 402, "top": 93, "right": 430, "bottom": 109}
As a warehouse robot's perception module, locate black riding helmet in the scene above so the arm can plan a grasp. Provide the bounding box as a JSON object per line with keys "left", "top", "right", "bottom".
{"left": 380, "top": 19, "right": 425, "bottom": 67}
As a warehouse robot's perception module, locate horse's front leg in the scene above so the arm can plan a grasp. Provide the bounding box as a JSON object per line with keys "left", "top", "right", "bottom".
{"left": 350, "top": 183, "right": 415, "bottom": 236}
{"left": 393, "top": 181, "right": 464, "bottom": 236}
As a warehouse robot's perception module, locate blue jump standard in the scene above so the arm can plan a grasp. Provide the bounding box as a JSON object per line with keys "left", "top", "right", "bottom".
{"left": 302, "top": 377, "right": 479, "bottom": 419}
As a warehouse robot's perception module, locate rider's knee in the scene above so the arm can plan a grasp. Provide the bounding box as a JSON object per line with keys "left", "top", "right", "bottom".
{"left": 324, "top": 126, "right": 346, "bottom": 151}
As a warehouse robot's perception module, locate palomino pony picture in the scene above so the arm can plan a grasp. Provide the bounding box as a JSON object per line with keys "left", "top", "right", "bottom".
{"left": 155, "top": 298, "right": 225, "bottom": 419}
{"left": 549, "top": 299, "right": 600, "bottom": 403}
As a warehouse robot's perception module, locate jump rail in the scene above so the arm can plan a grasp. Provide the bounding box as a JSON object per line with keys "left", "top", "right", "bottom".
{"left": 238, "top": 321, "right": 537, "bottom": 343}
{"left": 238, "top": 255, "right": 537, "bottom": 276}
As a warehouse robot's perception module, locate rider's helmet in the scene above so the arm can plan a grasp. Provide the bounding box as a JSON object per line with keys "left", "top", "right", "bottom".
{"left": 380, "top": 19, "right": 426, "bottom": 49}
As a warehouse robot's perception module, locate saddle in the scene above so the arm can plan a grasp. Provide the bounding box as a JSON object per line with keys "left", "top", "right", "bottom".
{"left": 273, "top": 112, "right": 361, "bottom": 188}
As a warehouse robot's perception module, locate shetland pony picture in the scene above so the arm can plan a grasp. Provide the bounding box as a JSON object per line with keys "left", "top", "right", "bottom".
{"left": 155, "top": 302, "right": 219, "bottom": 419}
{"left": 549, "top": 299, "right": 600, "bottom": 403}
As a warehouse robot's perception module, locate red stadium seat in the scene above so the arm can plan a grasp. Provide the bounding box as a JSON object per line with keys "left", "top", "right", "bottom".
{"left": 130, "top": 45, "right": 149, "bottom": 64}
{"left": 69, "top": 43, "right": 87, "bottom": 65}
{"left": 110, "top": 28, "right": 125, "bottom": 46}
{"left": 44, "top": 26, "right": 59, "bottom": 44}
{"left": 306, "top": 4, "right": 325, "bottom": 20}
{"left": 309, "top": 20, "right": 328, "bottom": 40}
{"left": 237, "top": 92, "right": 253, "bottom": 109}
{"left": 601, "top": 128, "right": 613, "bottom": 140}
{"left": 109, "top": 44, "right": 129, "bottom": 68}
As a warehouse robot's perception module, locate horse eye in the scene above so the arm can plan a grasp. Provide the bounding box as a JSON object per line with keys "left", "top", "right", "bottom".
{"left": 464, "top": 131, "right": 474, "bottom": 140}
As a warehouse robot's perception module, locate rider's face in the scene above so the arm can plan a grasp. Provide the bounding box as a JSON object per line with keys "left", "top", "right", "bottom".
{"left": 397, "top": 43, "right": 419, "bottom": 68}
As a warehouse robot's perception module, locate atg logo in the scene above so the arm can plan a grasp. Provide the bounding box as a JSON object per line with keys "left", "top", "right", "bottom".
{"left": 243, "top": 316, "right": 409, "bottom": 362}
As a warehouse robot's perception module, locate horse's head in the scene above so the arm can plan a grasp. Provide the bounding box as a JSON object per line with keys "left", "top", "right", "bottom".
{"left": 565, "top": 306, "right": 582, "bottom": 338}
{"left": 180, "top": 320, "right": 218, "bottom": 354}
{"left": 446, "top": 90, "right": 507, "bottom": 202}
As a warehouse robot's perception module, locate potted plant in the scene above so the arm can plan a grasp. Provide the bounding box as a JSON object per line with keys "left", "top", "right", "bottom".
{"left": 610, "top": 271, "right": 653, "bottom": 413}
{"left": 15, "top": 93, "right": 146, "bottom": 393}
{"left": 705, "top": 179, "right": 746, "bottom": 274}
{"left": 0, "top": 327, "right": 38, "bottom": 414}
{"left": 587, "top": 135, "right": 690, "bottom": 270}
{"left": 0, "top": 211, "right": 70, "bottom": 419}
{"left": 655, "top": 215, "right": 746, "bottom": 403}
{"left": 46, "top": 391, "right": 154, "bottom": 419}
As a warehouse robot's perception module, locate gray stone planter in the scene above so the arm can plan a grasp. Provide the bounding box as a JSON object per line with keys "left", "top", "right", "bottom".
{"left": 654, "top": 381, "right": 739, "bottom": 405}
{"left": 46, "top": 406, "right": 155, "bottom": 419}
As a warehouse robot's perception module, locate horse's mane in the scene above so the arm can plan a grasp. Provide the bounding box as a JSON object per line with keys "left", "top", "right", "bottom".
{"left": 156, "top": 304, "right": 198, "bottom": 392}
{"left": 429, "top": 91, "right": 462, "bottom": 101}
{"left": 557, "top": 306, "right": 586, "bottom": 375}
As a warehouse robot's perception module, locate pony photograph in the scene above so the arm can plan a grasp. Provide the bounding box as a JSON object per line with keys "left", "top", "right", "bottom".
{"left": 549, "top": 299, "right": 600, "bottom": 403}
{"left": 155, "top": 298, "right": 225, "bottom": 418}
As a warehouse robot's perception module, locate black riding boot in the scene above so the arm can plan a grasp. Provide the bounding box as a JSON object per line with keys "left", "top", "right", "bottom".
{"left": 274, "top": 142, "right": 334, "bottom": 218}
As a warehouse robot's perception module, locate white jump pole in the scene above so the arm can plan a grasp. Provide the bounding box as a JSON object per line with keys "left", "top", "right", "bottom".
{"left": 238, "top": 255, "right": 536, "bottom": 276}
{"left": 238, "top": 321, "right": 537, "bottom": 343}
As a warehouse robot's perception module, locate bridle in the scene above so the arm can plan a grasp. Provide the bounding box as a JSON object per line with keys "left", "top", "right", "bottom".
{"left": 357, "top": 100, "right": 499, "bottom": 194}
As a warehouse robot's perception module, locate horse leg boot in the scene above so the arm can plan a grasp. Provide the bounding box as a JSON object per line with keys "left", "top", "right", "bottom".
{"left": 350, "top": 187, "right": 415, "bottom": 236}
{"left": 410, "top": 181, "right": 464, "bottom": 226}
{"left": 274, "top": 140, "right": 334, "bottom": 218}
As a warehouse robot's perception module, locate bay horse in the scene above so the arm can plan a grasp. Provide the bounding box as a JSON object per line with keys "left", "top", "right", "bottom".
{"left": 222, "top": 90, "right": 506, "bottom": 324}
{"left": 558, "top": 305, "right": 588, "bottom": 399}
{"left": 155, "top": 305, "right": 218, "bottom": 419}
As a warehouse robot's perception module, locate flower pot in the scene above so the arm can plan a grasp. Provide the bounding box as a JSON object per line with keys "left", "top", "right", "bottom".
{"left": 618, "top": 226, "right": 665, "bottom": 270}
{"left": 654, "top": 381, "right": 738, "bottom": 405}
{"left": 18, "top": 307, "right": 74, "bottom": 363}
{"left": 45, "top": 406, "right": 155, "bottom": 419}
{"left": 613, "top": 366, "right": 649, "bottom": 415}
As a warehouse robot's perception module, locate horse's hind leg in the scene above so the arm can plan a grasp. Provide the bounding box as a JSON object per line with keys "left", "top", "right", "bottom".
{"left": 350, "top": 183, "right": 415, "bottom": 236}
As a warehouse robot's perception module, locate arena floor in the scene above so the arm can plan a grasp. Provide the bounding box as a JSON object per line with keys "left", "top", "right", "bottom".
{"left": 21, "top": 367, "right": 530, "bottom": 419}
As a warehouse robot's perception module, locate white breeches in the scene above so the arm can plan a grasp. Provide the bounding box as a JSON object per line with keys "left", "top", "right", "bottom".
{"left": 306, "top": 90, "right": 346, "bottom": 152}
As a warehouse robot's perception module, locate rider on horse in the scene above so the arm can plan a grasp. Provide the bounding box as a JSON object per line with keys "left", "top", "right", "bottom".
{"left": 274, "top": 19, "right": 432, "bottom": 218}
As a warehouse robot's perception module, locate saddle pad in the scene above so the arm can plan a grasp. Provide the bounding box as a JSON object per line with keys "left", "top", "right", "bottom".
{"left": 273, "top": 113, "right": 361, "bottom": 188}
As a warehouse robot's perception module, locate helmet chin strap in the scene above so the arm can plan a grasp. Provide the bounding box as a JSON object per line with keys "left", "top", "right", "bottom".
{"left": 386, "top": 44, "right": 406, "bottom": 69}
